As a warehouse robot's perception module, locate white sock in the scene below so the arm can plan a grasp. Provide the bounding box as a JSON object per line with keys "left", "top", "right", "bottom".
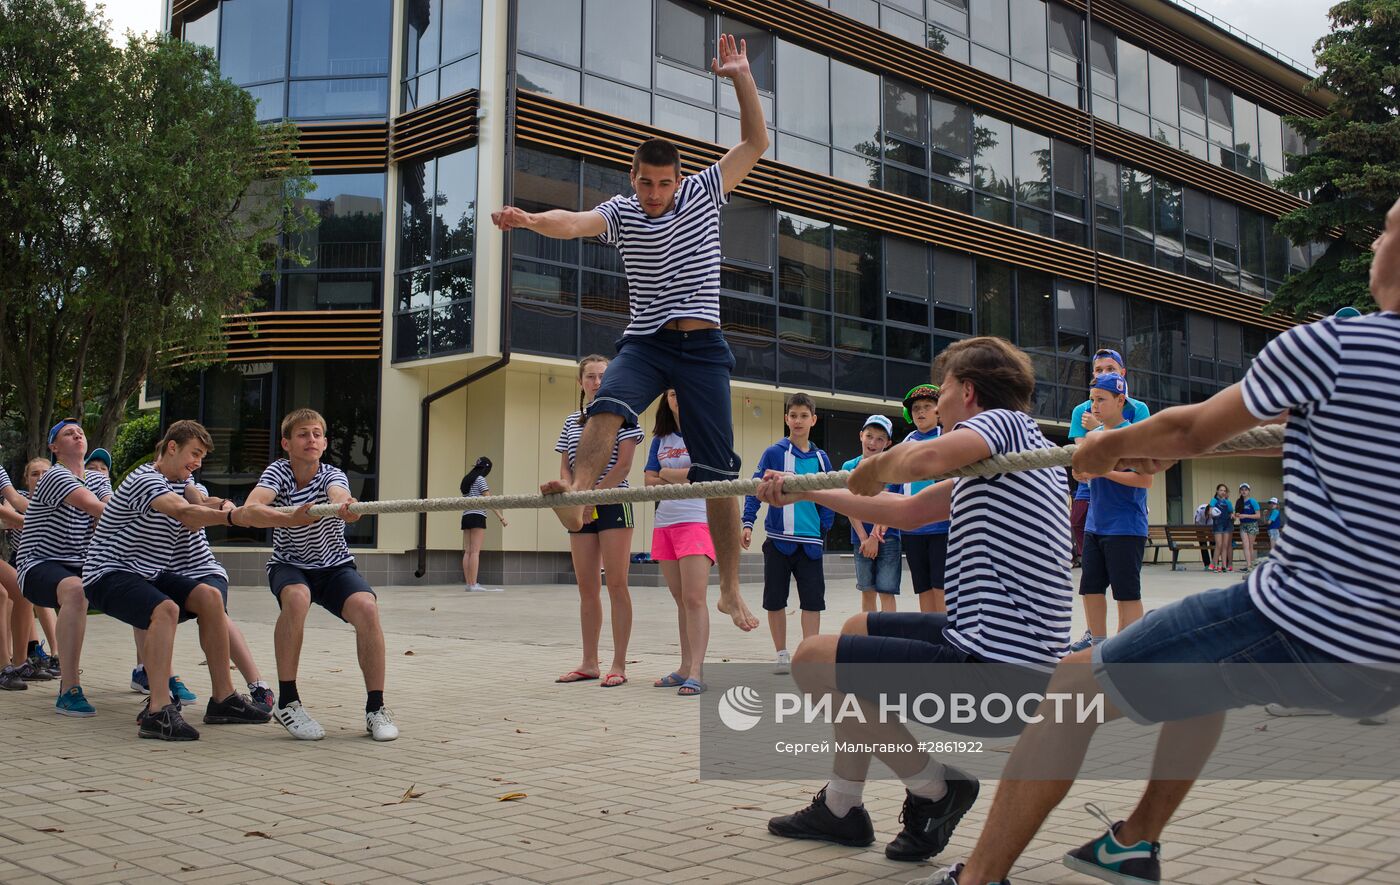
{"left": 824, "top": 776, "right": 865, "bottom": 818}
{"left": 776, "top": 649, "right": 789, "bottom": 658}
{"left": 901, "top": 756, "right": 948, "bottom": 802}
{"left": 249, "top": 681, "right": 270, "bottom": 691}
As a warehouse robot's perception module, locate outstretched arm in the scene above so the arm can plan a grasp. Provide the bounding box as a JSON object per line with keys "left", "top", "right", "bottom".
{"left": 713, "top": 33, "right": 770, "bottom": 193}
{"left": 1073, "top": 384, "right": 1262, "bottom": 476}
{"left": 490, "top": 206, "right": 608, "bottom": 239}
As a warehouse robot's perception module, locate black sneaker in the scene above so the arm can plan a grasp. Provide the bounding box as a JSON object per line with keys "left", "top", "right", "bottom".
{"left": 248, "top": 685, "right": 275, "bottom": 713}
{"left": 1062, "top": 805, "right": 1161, "bottom": 884}
{"left": 0, "top": 666, "right": 29, "bottom": 691}
{"left": 138, "top": 703, "right": 201, "bottom": 741}
{"left": 16, "top": 661, "right": 54, "bottom": 682}
{"left": 42, "top": 654, "right": 60, "bottom": 678}
{"left": 767, "top": 786, "right": 875, "bottom": 848}
{"left": 885, "top": 766, "right": 980, "bottom": 861}
{"left": 203, "top": 692, "right": 272, "bottom": 724}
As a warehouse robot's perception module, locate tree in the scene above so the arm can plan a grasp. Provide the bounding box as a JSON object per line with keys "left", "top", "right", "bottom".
{"left": 1271, "top": 0, "right": 1400, "bottom": 317}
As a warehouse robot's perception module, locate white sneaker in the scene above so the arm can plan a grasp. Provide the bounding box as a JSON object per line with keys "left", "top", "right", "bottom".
{"left": 774, "top": 650, "right": 791, "bottom": 675}
{"left": 273, "top": 701, "right": 326, "bottom": 740}
{"left": 366, "top": 707, "right": 399, "bottom": 741}
{"left": 1264, "top": 704, "right": 1331, "bottom": 718}
{"left": 465, "top": 583, "right": 504, "bottom": 593}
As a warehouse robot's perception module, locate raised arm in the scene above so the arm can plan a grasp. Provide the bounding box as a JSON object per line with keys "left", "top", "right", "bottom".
{"left": 713, "top": 33, "right": 770, "bottom": 193}
{"left": 490, "top": 206, "right": 607, "bottom": 239}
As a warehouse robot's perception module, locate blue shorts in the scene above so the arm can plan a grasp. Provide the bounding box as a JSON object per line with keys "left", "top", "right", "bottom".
{"left": 85, "top": 571, "right": 206, "bottom": 629}
{"left": 854, "top": 535, "right": 902, "bottom": 594}
{"left": 761, "top": 540, "right": 825, "bottom": 612}
{"left": 902, "top": 532, "right": 948, "bottom": 594}
{"left": 587, "top": 328, "right": 741, "bottom": 482}
{"left": 269, "top": 563, "right": 374, "bottom": 622}
{"left": 188, "top": 574, "right": 229, "bottom": 605}
{"left": 1094, "top": 582, "right": 1400, "bottom": 724}
{"left": 20, "top": 561, "right": 82, "bottom": 609}
{"left": 1079, "top": 533, "right": 1145, "bottom": 601}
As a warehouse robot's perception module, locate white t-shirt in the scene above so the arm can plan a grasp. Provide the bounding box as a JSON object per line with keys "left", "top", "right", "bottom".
{"left": 645, "top": 433, "right": 708, "bottom": 527}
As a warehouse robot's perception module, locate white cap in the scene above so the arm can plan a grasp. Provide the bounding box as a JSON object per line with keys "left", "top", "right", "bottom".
{"left": 862, "top": 415, "right": 893, "bottom": 435}
{"left": 1269, "top": 497, "right": 1279, "bottom": 504}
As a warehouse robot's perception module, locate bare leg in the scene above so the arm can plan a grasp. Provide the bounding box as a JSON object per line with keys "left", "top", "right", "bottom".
{"left": 541, "top": 413, "right": 625, "bottom": 531}
{"left": 1242, "top": 532, "right": 1255, "bottom": 569}
{"left": 660, "top": 560, "right": 692, "bottom": 678}
{"left": 599, "top": 527, "right": 634, "bottom": 679}
{"left": 340, "top": 593, "right": 385, "bottom": 692}
{"left": 133, "top": 628, "right": 145, "bottom": 667}
{"left": 679, "top": 554, "right": 711, "bottom": 682}
{"left": 860, "top": 590, "right": 876, "bottom": 613}
{"left": 567, "top": 534, "right": 603, "bottom": 678}
{"left": 709, "top": 497, "right": 757, "bottom": 631}
{"left": 35, "top": 606, "right": 58, "bottom": 656}
{"left": 226, "top": 620, "right": 262, "bottom": 684}
{"left": 880, "top": 593, "right": 897, "bottom": 612}
{"left": 800, "top": 609, "right": 821, "bottom": 643}
{"left": 55, "top": 578, "right": 87, "bottom": 693}
{"left": 1117, "top": 599, "right": 1145, "bottom": 633}
{"left": 142, "top": 600, "right": 181, "bottom": 711}
{"left": 463, "top": 527, "right": 485, "bottom": 585}
{"left": 1084, "top": 593, "right": 1108, "bottom": 636}
{"left": 768, "top": 609, "right": 787, "bottom": 654}
{"left": 918, "top": 587, "right": 946, "bottom": 613}
{"left": 3, "top": 564, "right": 30, "bottom": 667}
{"left": 187, "top": 585, "right": 235, "bottom": 699}
{"left": 0, "top": 593, "right": 9, "bottom": 663}
{"left": 273, "top": 584, "right": 311, "bottom": 683}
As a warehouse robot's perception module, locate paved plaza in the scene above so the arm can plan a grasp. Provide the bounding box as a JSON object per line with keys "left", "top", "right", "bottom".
{"left": 2, "top": 564, "right": 1398, "bottom": 885}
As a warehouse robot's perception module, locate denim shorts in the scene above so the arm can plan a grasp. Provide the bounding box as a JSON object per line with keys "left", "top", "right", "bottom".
{"left": 1094, "top": 581, "right": 1400, "bottom": 724}
{"left": 854, "top": 535, "right": 902, "bottom": 594}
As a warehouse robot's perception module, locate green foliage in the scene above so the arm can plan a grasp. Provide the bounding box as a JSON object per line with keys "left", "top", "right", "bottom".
{"left": 110, "top": 412, "right": 160, "bottom": 477}
{"left": 113, "top": 451, "right": 156, "bottom": 489}
{"left": 1272, "top": 0, "right": 1400, "bottom": 316}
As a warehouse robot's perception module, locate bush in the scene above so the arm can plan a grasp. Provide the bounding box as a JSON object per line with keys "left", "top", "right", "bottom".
{"left": 110, "top": 412, "right": 160, "bottom": 476}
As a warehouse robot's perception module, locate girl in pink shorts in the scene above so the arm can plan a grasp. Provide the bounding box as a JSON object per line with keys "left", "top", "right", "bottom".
{"left": 643, "top": 390, "right": 714, "bottom": 696}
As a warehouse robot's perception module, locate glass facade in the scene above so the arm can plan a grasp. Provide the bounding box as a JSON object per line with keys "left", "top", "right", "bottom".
{"left": 281, "top": 173, "right": 387, "bottom": 310}
{"left": 184, "top": 0, "right": 392, "bottom": 121}
{"left": 403, "top": 0, "right": 483, "bottom": 111}
{"left": 394, "top": 146, "right": 478, "bottom": 361}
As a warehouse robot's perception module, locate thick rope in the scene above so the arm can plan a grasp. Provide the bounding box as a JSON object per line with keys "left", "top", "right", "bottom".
{"left": 293, "top": 425, "right": 1285, "bottom": 518}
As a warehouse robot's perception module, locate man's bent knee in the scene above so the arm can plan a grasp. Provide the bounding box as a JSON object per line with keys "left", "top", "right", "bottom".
{"left": 342, "top": 593, "right": 380, "bottom": 627}
{"left": 189, "top": 585, "right": 224, "bottom": 614}
{"left": 792, "top": 634, "right": 840, "bottom": 666}
{"left": 279, "top": 585, "right": 312, "bottom": 615}
{"left": 840, "top": 613, "right": 869, "bottom": 636}
{"left": 151, "top": 600, "right": 180, "bottom": 627}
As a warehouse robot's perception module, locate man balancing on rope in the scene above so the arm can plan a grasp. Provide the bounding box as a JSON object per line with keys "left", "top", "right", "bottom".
{"left": 491, "top": 33, "right": 766, "bottom": 633}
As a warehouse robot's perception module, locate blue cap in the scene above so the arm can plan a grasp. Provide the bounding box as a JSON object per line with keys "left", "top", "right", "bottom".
{"left": 862, "top": 415, "right": 893, "bottom": 436}
{"left": 47, "top": 418, "right": 80, "bottom": 446}
{"left": 1091, "top": 373, "right": 1127, "bottom": 396}
{"left": 1093, "top": 348, "right": 1125, "bottom": 368}
{"left": 1334, "top": 306, "right": 1363, "bottom": 319}
{"left": 85, "top": 448, "right": 112, "bottom": 471}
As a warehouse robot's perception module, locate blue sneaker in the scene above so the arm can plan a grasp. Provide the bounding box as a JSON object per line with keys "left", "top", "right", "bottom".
{"left": 55, "top": 685, "right": 96, "bottom": 717}
{"left": 1067, "top": 630, "right": 1097, "bottom": 653}
{"left": 1062, "top": 804, "right": 1161, "bottom": 884}
{"left": 170, "top": 676, "right": 197, "bottom": 704}
{"left": 131, "top": 667, "right": 149, "bottom": 694}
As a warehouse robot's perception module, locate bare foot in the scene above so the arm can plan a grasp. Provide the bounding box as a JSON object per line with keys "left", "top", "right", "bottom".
{"left": 717, "top": 590, "right": 759, "bottom": 632}
{"left": 539, "top": 480, "right": 586, "bottom": 532}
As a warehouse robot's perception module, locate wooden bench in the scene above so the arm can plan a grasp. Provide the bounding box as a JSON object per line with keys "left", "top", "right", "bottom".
{"left": 1145, "top": 525, "right": 1170, "bottom": 564}
{"left": 1164, "top": 525, "right": 1213, "bottom": 571}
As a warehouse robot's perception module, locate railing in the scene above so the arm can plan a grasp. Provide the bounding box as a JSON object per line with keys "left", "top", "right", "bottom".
{"left": 1158, "top": 0, "right": 1319, "bottom": 78}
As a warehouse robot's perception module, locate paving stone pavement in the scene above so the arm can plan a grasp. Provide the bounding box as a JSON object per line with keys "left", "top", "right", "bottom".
{"left": 2, "top": 564, "right": 1397, "bottom": 884}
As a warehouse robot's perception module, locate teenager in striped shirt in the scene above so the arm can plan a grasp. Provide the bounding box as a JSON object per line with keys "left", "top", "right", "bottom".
{"left": 758, "top": 337, "right": 1071, "bottom": 864}
{"left": 491, "top": 33, "right": 768, "bottom": 636}
{"left": 940, "top": 198, "right": 1400, "bottom": 885}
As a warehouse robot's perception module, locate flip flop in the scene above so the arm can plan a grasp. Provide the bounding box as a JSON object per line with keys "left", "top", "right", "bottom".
{"left": 653, "top": 672, "right": 686, "bottom": 688}
{"left": 555, "top": 670, "right": 599, "bottom": 683}
{"left": 601, "top": 673, "right": 628, "bottom": 688}
{"left": 677, "top": 678, "right": 707, "bottom": 696}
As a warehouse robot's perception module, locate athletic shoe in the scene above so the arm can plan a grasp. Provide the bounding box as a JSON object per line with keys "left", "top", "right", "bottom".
{"left": 1062, "top": 804, "right": 1161, "bottom": 884}
{"left": 1359, "top": 714, "right": 1389, "bottom": 725}
{"left": 249, "top": 685, "right": 275, "bottom": 713}
{"left": 55, "top": 685, "right": 96, "bottom": 717}
{"left": 273, "top": 701, "right": 325, "bottom": 740}
{"left": 1264, "top": 704, "right": 1331, "bottom": 717}
{"left": 138, "top": 703, "right": 200, "bottom": 741}
{"left": 15, "top": 661, "right": 54, "bottom": 682}
{"left": 45, "top": 654, "right": 61, "bottom": 677}
{"left": 465, "top": 583, "right": 504, "bottom": 593}
{"left": 131, "top": 667, "right": 149, "bottom": 694}
{"left": 885, "top": 767, "right": 980, "bottom": 861}
{"left": 169, "top": 676, "right": 197, "bottom": 704}
{"left": 366, "top": 706, "right": 399, "bottom": 741}
{"left": 774, "top": 650, "right": 791, "bottom": 675}
{"left": 0, "top": 666, "right": 29, "bottom": 691}
{"left": 767, "top": 785, "right": 875, "bottom": 848}
{"left": 905, "top": 863, "right": 1011, "bottom": 885}
{"left": 1068, "top": 630, "right": 1096, "bottom": 653}
{"left": 28, "top": 648, "right": 58, "bottom": 678}
{"left": 203, "top": 692, "right": 272, "bottom": 725}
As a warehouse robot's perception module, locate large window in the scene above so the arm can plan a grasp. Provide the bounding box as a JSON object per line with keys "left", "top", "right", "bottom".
{"left": 403, "top": 0, "right": 482, "bottom": 111}
{"left": 282, "top": 172, "right": 386, "bottom": 310}
{"left": 395, "top": 147, "right": 477, "bottom": 360}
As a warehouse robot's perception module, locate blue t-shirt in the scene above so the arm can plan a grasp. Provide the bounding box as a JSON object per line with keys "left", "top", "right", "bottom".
{"left": 1237, "top": 497, "right": 1260, "bottom": 523}
{"left": 1207, "top": 496, "right": 1234, "bottom": 533}
{"left": 899, "top": 428, "right": 950, "bottom": 535}
{"left": 1268, "top": 508, "right": 1282, "bottom": 529}
{"left": 1083, "top": 422, "right": 1148, "bottom": 537}
{"left": 840, "top": 454, "right": 901, "bottom": 545}
{"left": 1070, "top": 396, "right": 1152, "bottom": 500}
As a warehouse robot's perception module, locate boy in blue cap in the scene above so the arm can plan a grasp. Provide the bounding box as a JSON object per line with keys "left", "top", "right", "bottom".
{"left": 899, "top": 384, "right": 952, "bottom": 613}
{"left": 841, "top": 415, "right": 902, "bottom": 613}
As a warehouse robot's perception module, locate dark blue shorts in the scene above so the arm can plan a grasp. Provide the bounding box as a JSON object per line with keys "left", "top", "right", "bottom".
{"left": 587, "top": 328, "right": 740, "bottom": 482}
{"left": 903, "top": 532, "right": 948, "bottom": 594}
{"left": 188, "top": 574, "right": 229, "bottom": 606}
{"left": 1094, "top": 582, "right": 1400, "bottom": 723}
{"left": 85, "top": 571, "right": 206, "bottom": 629}
{"left": 569, "top": 502, "right": 634, "bottom": 535}
{"left": 269, "top": 563, "right": 374, "bottom": 622}
{"left": 1079, "top": 533, "right": 1145, "bottom": 601}
{"left": 761, "top": 540, "right": 825, "bottom": 612}
{"left": 20, "top": 561, "right": 82, "bottom": 609}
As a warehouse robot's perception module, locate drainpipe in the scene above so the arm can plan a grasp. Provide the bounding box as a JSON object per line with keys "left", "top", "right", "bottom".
{"left": 414, "top": 1, "right": 519, "bottom": 577}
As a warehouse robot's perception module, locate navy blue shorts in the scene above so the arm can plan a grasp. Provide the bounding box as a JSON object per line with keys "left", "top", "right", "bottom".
{"left": 587, "top": 328, "right": 741, "bottom": 482}
{"left": 269, "top": 563, "right": 374, "bottom": 622}
{"left": 85, "top": 571, "right": 207, "bottom": 629}
{"left": 1079, "top": 533, "right": 1145, "bottom": 601}
{"left": 761, "top": 540, "right": 825, "bottom": 612}
{"left": 20, "top": 561, "right": 82, "bottom": 609}
{"left": 1094, "top": 582, "right": 1400, "bottom": 724}
{"left": 903, "top": 532, "right": 948, "bottom": 594}
{"left": 189, "top": 574, "right": 230, "bottom": 607}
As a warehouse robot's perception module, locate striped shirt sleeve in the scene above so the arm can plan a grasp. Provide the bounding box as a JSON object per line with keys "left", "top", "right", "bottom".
{"left": 958, "top": 410, "right": 1020, "bottom": 458}
{"left": 593, "top": 196, "right": 626, "bottom": 246}
{"left": 35, "top": 467, "right": 81, "bottom": 507}
{"left": 618, "top": 425, "right": 645, "bottom": 445}
{"left": 0, "top": 466, "right": 11, "bottom": 492}
{"left": 692, "top": 164, "right": 729, "bottom": 209}
{"left": 324, "top": 465, "right": 351, "bottom": 493}
{"left": 555, "top": 417, "right": 573, "bottom": 454}
{"left": 88, "top": 472, "right": 113, "bottom": 501}
{"left": 1241, "top": 320, "right": 1340, "bottom": 420}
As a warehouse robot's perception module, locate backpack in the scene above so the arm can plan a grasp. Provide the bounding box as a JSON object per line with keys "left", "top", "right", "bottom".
{"left": 1193, "top": 503, "right": 1211, "bottom": 526}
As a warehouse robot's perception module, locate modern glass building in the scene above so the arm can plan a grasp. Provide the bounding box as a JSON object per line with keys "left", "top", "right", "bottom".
{"left": 161, "top": 0, "right": 1318, "bottom": 581}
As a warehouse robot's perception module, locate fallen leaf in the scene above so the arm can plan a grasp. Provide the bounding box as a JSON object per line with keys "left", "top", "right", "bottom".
{"left": 76, "top": 789, "right": 106, "bottom": 793}
{"left": 180, "top": 866, "right": 198, "bottom": 872}
{"left": 1255, "top": 724, "right": 1268, "bottom": 732}
{"left": 386, "top": 784, "right": 426, "bottom": 805}
{"left": 429, "top": 607, "right": 436, "bottom": 611}
{"left": 36, "top": 827, "right": 63, "bottom": 833}
{"left": 515, "top": 728, "right": 526, "bottom": 734}
{"left": 497, "top": 792, "right": 527, "bottom": 802}
{"left": 187, "top": 809, "right": 204, "bottom": 815}
{"left": 328, "top": 668, "right": 343, "bottom": 673}
{"left": 244, "top": 831, "right": 272, "bottom": 839}
{"left": 600, "top": 809, "right": 609, "bottom": 814}
{"left": 403, "top": 650, "right": 415, "bottom": 656}
{"left": 732, "top": 805, "right": 759, "bottom": 810}
{"left": 519, "top": 839, "right": 531, "bottom": 844}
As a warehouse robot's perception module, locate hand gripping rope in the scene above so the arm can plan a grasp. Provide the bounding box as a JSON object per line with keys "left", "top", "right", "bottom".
{"left": 289, "top": 425, "right": 1285, "bottom": 518}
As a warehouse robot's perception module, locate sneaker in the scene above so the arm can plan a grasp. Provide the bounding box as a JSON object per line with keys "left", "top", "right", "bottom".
{"left": 0, "top": 666, "right": 29, "bottom": 691}
{"left": 906, "top": 863, "right": 1011, "bottom": 885}
{"left": 15, "top": 661, "right": 54, "bottom": 682}
{"left": 365, "top": 706, "right": 400, "bottom": 741}
{"left": 1358, "top": 714, "right": 1389, "bottom": 726}
{"left": 1264, "top": 704, "right": 1331, "bottom": 717}
{"left": 138, "top": 703, "right": 200, "bottom": 741}
{"left": 130, "top": 667, "right": 149, "bottom": 694}
{"left": 774, "top": 650, "right": 791, "bottom": 675}
{"left": 45, "top": 654, "right": 61, "bottom": 677}
{"left": 273, "top": 701, "right": 325, "bottom": 740}
{"left": 248, "top": 685, "right": 275, "bottom": 713}
{"left": 55, "top": 685, "right": 96, "bottom": 717}
{"left": 203, "top": 692, "right": 272, "bottom": 725}
{"left": 766, "top": 785, "right": 875, "bottom": 848}
{"left": 885, "top": 767, "right": 980, "bottom": 861}
{"left": 465, "top": 583, "right": 504, "bottom": 593}
{"left": 1062, "top": 804, "right": 1161, "bottom": 885}
{"left": 1067, "top": 630, "right": 1096, "bottom": 653}
{"left": 169, "top": 676, "right": 197, "bottom": 704}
